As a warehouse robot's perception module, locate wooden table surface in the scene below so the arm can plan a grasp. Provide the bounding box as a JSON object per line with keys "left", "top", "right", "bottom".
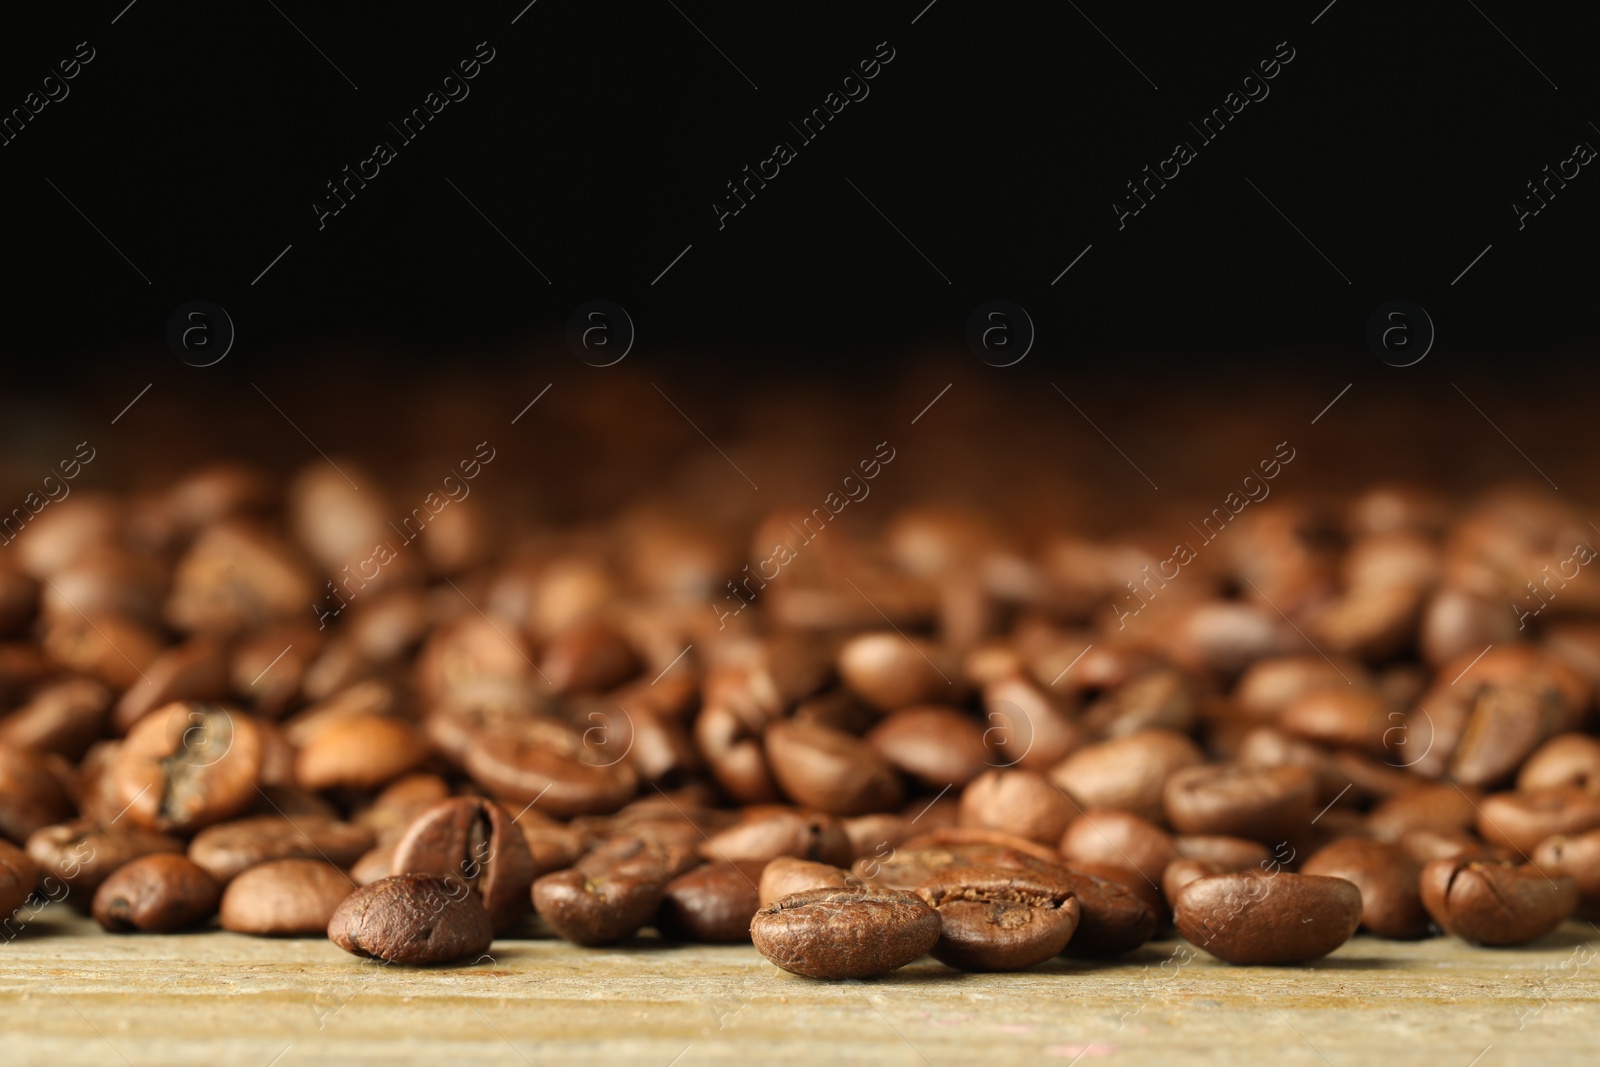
{"left": 3, "top": 907, "right": 1596, "bottom": 1066}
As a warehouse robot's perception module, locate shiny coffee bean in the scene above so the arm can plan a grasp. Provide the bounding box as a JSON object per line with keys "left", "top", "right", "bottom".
{"left": 1419, "top": 858, "right": 1577, "bottom": 946}
{"left": 657, "top": 860, "right": 765, "bottom": 942}
{"left": 759, "top": 857, "right": 852, "bottom": 907}
{"left": 328, "top": 874, "right": 494, "bottom": 965}
{"left": 700, "top": 806, "right": 854, "bottom": 866}
{"left": 959, "top": 769, "right": 1074, "bottom": 845}
{"left": 112, "top": 703, "right": 263, "bottom": 833}
{"left": 764, "top": 719, "right": 904, "bottom": 816}
{"left": 26, "top": 819, "right": 185, "bottom": 904}
{"left": 92, "top": 853, "right": 219, "bottom": 933}
{"left": 296, "top": 714, "right": 430, "bottom": 792}
{"left": 837, "top": 634, "right": 962, "bottom": 711}
{"left": 391, "top": 797, "right": 536, "bottom": 933}
{"left": 1301, "top": 839, "right": 1428, "bottom": 939}
{"left": 915, "top": 864, "right": 1080, "bottom": 971}
{"left": 532, "top": 867, "right": 667, "bottom": 945}
{"left": 1163, "top": 763, "right": 1316, "bottom": 842}
{"left": 220, "top": 859, "right": 354, "bottom": 936}
{"left": 751, "top": 887, "right": 941, "bottom": 979}
{"left": 1050, "top": 729, "right": 1204, "bottom": 824}
{"left": 866, "top": 706, "right": 991, "bottom": 788}
{"left": 1174, "top": 871, "right": 1362, "bottom": 964}
{"left": 1059, "top": 810, "right": 1175, "bottom": 887}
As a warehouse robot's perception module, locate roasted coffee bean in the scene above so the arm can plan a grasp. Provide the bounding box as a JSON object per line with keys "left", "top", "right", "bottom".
{"left": 296, "top": 714, "right": 429, "bottom": 792}
{"left": 1050, "top": 729, "right": 1204, "bottom": 824}
{"left": 0, "top": 743, "right": 74, "bottom": 844}
{"left": 1083, "top": 669, "right": 1197, "bottom": 738}
{"left": 220, "top": 859, "right": 354, "bottom": 936}
{"left": 352, "top": 844, "right": 397, "bottom": 885}
{"left": 1476, "top": 788, "right": 1600, "bottom": 855}
{"left": 92, "top": 854, "right": 219, "bottom": 933}
{"left": 112, "top": 636, "right": 230, "bottom": 735}
{"left": 1172, "top": 835, "right": 1273, "bottom": 871}
{"left": 1533, "top": 830, "right": 1600, "bottom": 916}
{"left": 866, "top": 706, "right": 991, "bottom": 788}
{"left": 0, "top": 838, "right": 41, "bottom": 918}
{"left": 391, "top": 797, "right": 535, "bottom": 933}
{"left": 1174, "top": 872, "right": 1362, "bottom": 964}
{"left": 577, "top": 832, "right": 701, "bottom": 882}
{"left": 837, "top": 633, "right": 962, "bottom": 711}
{"left": 657, "top": 860, "right": 765, "bottom": 942}
{"left": 841, "top": 813, "right": 915, "bottom": 860}
{"left": 1367, "top": 784, "right": 1482, "bottom": 842}
{"left": 959, "top": 769, "right": 1074, "bottom": 845}
{"left": 1059, "top": 810, "right": 1175, "bottom": 886}
{"left": 1302, "top": 839, "right": 1428, "bottom": 939}
{"left": 1419, "top": 858, "right": 1578, "bottom": 946}
{"left": 1399, "top": 829, "right": 1507, "bottom": 865}
{"left": 759, "top": 857, "right": 853, "bottom": 906}
{"left": 1162, "top": 857, "right": 1223, "bottom": 905}
{"left": 26, "top": 820, "right": 185, "bottom": 903}
{"left": 0, "top": 678, "right": 111, "bottom": 759}
{"left": 463, "top": 719, "right": 639, "bottom": 818}
{"left": 1057, "top": 865, "right": 1159, "bottom": 956}
{"left": 915, "top": 864, "right": 1080, "bottom": 971}
{"left": 112, "top": 703, "right": 263, "bottom": 833}
{"left": 354, "top": 773, "right": 453, "bottom": 843}
{"left": 328, "top": 874, "right": 494, "bottom": 964}
{"left": 540, "top": 621, "right": 643, "bottom": 694}
{"left": 1451, "top": 682, "right": 1570, "bottom": 788}
{"left": 899, "top": 827, "right": 1065, "bottom": 866}
{"left": 532, "top": 868, "right": 667, "bottom": 945}
{"left": 750, "top": 886, "right": 941, "bottom": 979}
{"left": 1278, "top": 686, "right": 1389, "bottom": 753}
{"left": 188, "top": 814, "right": 375, "bottom": 885}
{"left": 1163, "top": 763, "right": 1316, "bottom": 842}
{"left": 1520, "top": 732, "right": 1600, "bottom": 793}
{"left": 763, "top": 718, "right": 903, "bottom": 817}
{"left": 981, "top": 675, "right": 1083, "bottom": 771}
{"left": 694, "top": 702, "right": 783, "bottom": 805}
{"left": 700, "top": 806, "right": 853, "bottom": 867}
{"left": 166, "top": 522, "right": 317, "bottom": 636}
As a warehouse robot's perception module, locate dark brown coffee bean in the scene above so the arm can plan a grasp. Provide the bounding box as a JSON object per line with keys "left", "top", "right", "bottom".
{"left": 112, "top": 703, "right": 263, "bottom": 833}
{"left": 1059, "top": 810, "right": 1175, "bottom": 887}
{"left": 751, "top": 886, "right": 941, "bottom": 979}
{"left": 759, "top": 857, "right": 852, "bottom": 906}
{"left": 915, "top": 864, "right": 1080, "bottom": 971}
{"left": 92, "top": 853, "right": 219, "bottom": 933}
{"left": 0, "top": 678, "right": 111, "bottom": 759}
{"left": 657, "top": 860, "right": 765, "bottom": 942}
{"left": 328, "top": 874, "right": 494, "bottom": 964}
{"left": 1050, "top": 729, "right": 1204, "bottom": 823}
{"left": 1174, "top": 871, "right": 1362, "bottom": 964}
{"left": 532, "top": 868, "right": 666, "bottom": 945}
{"left": 1163, "top": 763, "right": 1316, "bottom": 842}
{"left": 391, "top": 797, "right": 535, "bottom": 933}
{"left": 959, "top": 769, "right": 1074, "bottom": 845}
{"left": 1476, "top": 788, "right": 1600, "bottom": 856}
{"left": 220, "top": 858, "right": 353, "bottom": 936}
{"left": 0, "top": 838, "right": 41, "bottom": 919}
{"left": 1071, "top": 860, "right": 1166, "bottom": 923}
{"left": 837, "top": 633, "right": 961, "bottom": 711}
{"left": 1419, "top": 858, "right": 1577, "bottom": 946}
{"left": 1057, "top": 865, "right": 1160, "bottom": 956}
{"left": 700, "top": 806, "right": 853, "bottom": 866}
{"left": 0, "top": 743, "right": 73, "bottom": 844}
{"left": 866, "top": 706, "right": 991, "bottom": 788}
{"left": 764, "top": 719, "right": 903, "bottom": 816}
{"left": 25, "top": 820, "right": 185, "bottom": 904}
{"left": 1302, "top": 839, "right": 1428, "bottom": 939}
{"left": 1451, "top": 681, "right": 1569, "bottom": 788}
{"left": 187, "top": 814, "right": 375, "bottom": 885}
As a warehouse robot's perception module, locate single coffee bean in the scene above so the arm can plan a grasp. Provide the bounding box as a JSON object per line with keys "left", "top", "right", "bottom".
{"left": 576, "top": 833, "right": 701, "bottom": 882}
{"left": 296, "top": 714, "right": 430, "bottom": 792}
{"left": 694, "top": 702, "right": 783, "bottom": 805}
{"left": 699, "top": 806, "right": 853, "bottom": 867}
{"left": 1059, "top": 810, "right": 1175, "bottom": 887}
{"left": 112, "top": 636, "right": 231, "bottom": 735}
{"left": 532, "top": 868, "right": 667, "bottom": 945}
{"left": 1533, "top": 830, "right": 1600, "bottom": 917}
{"left": 1174, "top": 871, "right": 1362, "bottom": 964}
{"left": 760, "top": 857, "right": 853, "bottom": 906}
{"left": 188, "top": 814, "right": 375, "bottom": 884}
{"left": 540, "top": 620, "right": 643, "bottom": 694}
{"left": 750, "top": 886, "right": 941, "bottom": 979}
{"left": 221, "top": 858, "right": 354, "bottom": 936}
{"left": 1163, "top": 763, "right": 1316, "bottom": 842}
{"left": 1518, "top": 733, "right": 1600, "bottom": 793}
{"left": 1172, "top": 835, "right": 1273, "bottom": 871}
{"left": 0, "top": 677, "right": 111, "bottom": 759}
{"left": 0, "top": 838, "right": 41, "bottom": 918}
{"left": 1475, "top": 788, "right": 1600, "bottom": 856}
{"left": 1366, "top": 784, "right": 1482, "bottom": 842}
{"left": 1071, "top": 861, "right": 1166, "bottom": 925}
{"left": 1301, "top": 839, "right": 1428, "bottom": 939}
{"left": 1162, "top": 858, "right": 1223, "bottom": 906}
{"left": 463, "top": 719, "right": 639, "bottom": 818}
{"left": 112, "top": 703, "right": 263, "bottom": 833}
{"left": 898, "top": 827, "right": 1065, "bottom": 866}
{"left": 915, "top": 864, "right": 1080, "bottom": 971}
{"left": 981, "top": 675, "right": 1084, "bottom": 772}
{"left": 1278, "top": 686, "right": 1389, "bottom": 753}
{"left": 866, "top": 706, "right": 993, "bottom": 789}
{"left": 1399, "top": 829, "right": 1507, "bottom": 865}
{"left": 328, "top": 874, "right": 494, "bottom": 965}
{"left": 92, "top": 853, "right": 220, "bottom": 933}
{"left": 353, "top": 773, "right": 452, "bottom": 843}
{"left": 837, "top": 633, "right": 963, "bottom": 711}
{"left": 0, "top": 743, "right": 74, "bottom": 844}
{"left": 841, "top": 813, "right": 915, "bottom": 860}
{"left": 1057, "top": 865, "right": 1160, "bottom": 956}
{"left": 1419, "top": 858, "right": 1578, "bottom": 946}
{"left": 1451, "top": 681, "right": 1569, "bottom": 788}
{"left": 1050, "top": 729, "right": 1204, "bottom": 823}
{"left": 764, "top": 719, "right": 904, "bottom": 816}
{"left": 959, "top": 769, "right": 1074, "bottom": 845}
{"left": 26, "top": 819, "right": 185, "bottom": 903}
{"left": 657, "top": 860, "right": 765, "bottom": 942}
{"left": 352, "top": 844, "right": 396, "bottom": 885}
{"left": 391, "top": 797, "right": 535, "bottom": 933}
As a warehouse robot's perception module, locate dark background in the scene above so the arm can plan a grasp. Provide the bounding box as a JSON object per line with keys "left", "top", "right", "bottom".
{"left": 1, "top": 0, "right": 1595, "bottom": 385}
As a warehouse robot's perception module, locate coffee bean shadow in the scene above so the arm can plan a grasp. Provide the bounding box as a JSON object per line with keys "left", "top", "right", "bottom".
{"left": 1505, "top": 924, "right": 1600, "bottom": 950}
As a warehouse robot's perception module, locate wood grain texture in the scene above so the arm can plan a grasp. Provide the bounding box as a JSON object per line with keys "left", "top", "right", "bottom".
{"left": 2, "top": 907, "right": 1596, "bottom": 1066}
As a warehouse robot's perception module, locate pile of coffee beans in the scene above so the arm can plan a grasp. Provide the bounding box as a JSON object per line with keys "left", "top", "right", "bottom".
{"left": 1, "top": 464, "right": 1597, "bottom": 978}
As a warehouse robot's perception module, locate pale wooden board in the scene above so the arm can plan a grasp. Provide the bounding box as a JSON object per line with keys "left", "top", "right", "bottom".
{"left": 2, "top": 907, "right": 1596, "bottom": 1066}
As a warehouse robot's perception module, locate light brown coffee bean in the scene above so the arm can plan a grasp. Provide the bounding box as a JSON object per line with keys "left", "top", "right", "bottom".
{"left": 760, "top": 856, "right": 854, "bottom": 907}
{"left": 1419, "top": 858, "right": 1577, "bottom": 946}
{"left": 112, "top": 703, "right": 263, "bottom": 833}
{"left": 1367, "top": 784, "right": 1481, "bottom": 842}
{"left": 1451, "top": 681, "right": 1569, "bottom": 788}
{"left": 296, "top": 714, "right": 429, "bottom": 792}
{"left": 1519, "top": 733, "right": 1600, "bottom": 793}
{"left": 866, "top": 706, "right": 991, "bottom": 788}
{"left": 166, "top": 522, "right": 317, "bottom": 636}
{"left": 220, "top": 858, "right": 353, "bottom": 936}
{"left": 1059, "top": 810, "right": 1175, "bottom": 887}
{"left": 1476, "top": 788, "right": 1600, "bottom": 856}
{"left": 837, "top": 633, "right": 961, "bottom": 711}
{"left": 1172, "top": 835, "right": 1274, "bottom": 871}
{"left": 1175, "top": 871, "right": 1362, "bottom": 964}
{"left": 0, "top": 677, "right": 111, "bottom": 759}
{"left": 1050, "top": 729, "right": 1204, "bottom": 823}
{"left": 113, "top": 636, "right": 230, "bottom": 735}
{"left": 540, "top": 621, "right": 642, "bottom": 694}
{"left": 981, "top": 676, "right": 1083, "bottom": 771}
{"left": 463, "top": 719, "right": 639, "bottom": 818}
{"left": 1163, "top": 763, "right": 1316, "bottom": 842}
{"left": 1162, "top": 857, "right": 1223, "bottom": 905}
{"left": 92, "top": 853, "right": 219, "bottom": 933}
{"left": 1302, "top": 839, "right": 1428, "bottom": 939}
{"left": 700, "top": 806, "right": 853, "bottom": 866}
{"left": 959, "top": 769, "right": 1074, "bottom": 845}
{"left": 751, "top": 886, "right": 941, "bottom": 979}
{"left": 328, "top": 874, "right": 493, "bottom": 964}
{"left": 188, "top": 814, "right": 374, "bottom": 884}
{"left": 764, "top": 719, "right": 903, "bottom": 816}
